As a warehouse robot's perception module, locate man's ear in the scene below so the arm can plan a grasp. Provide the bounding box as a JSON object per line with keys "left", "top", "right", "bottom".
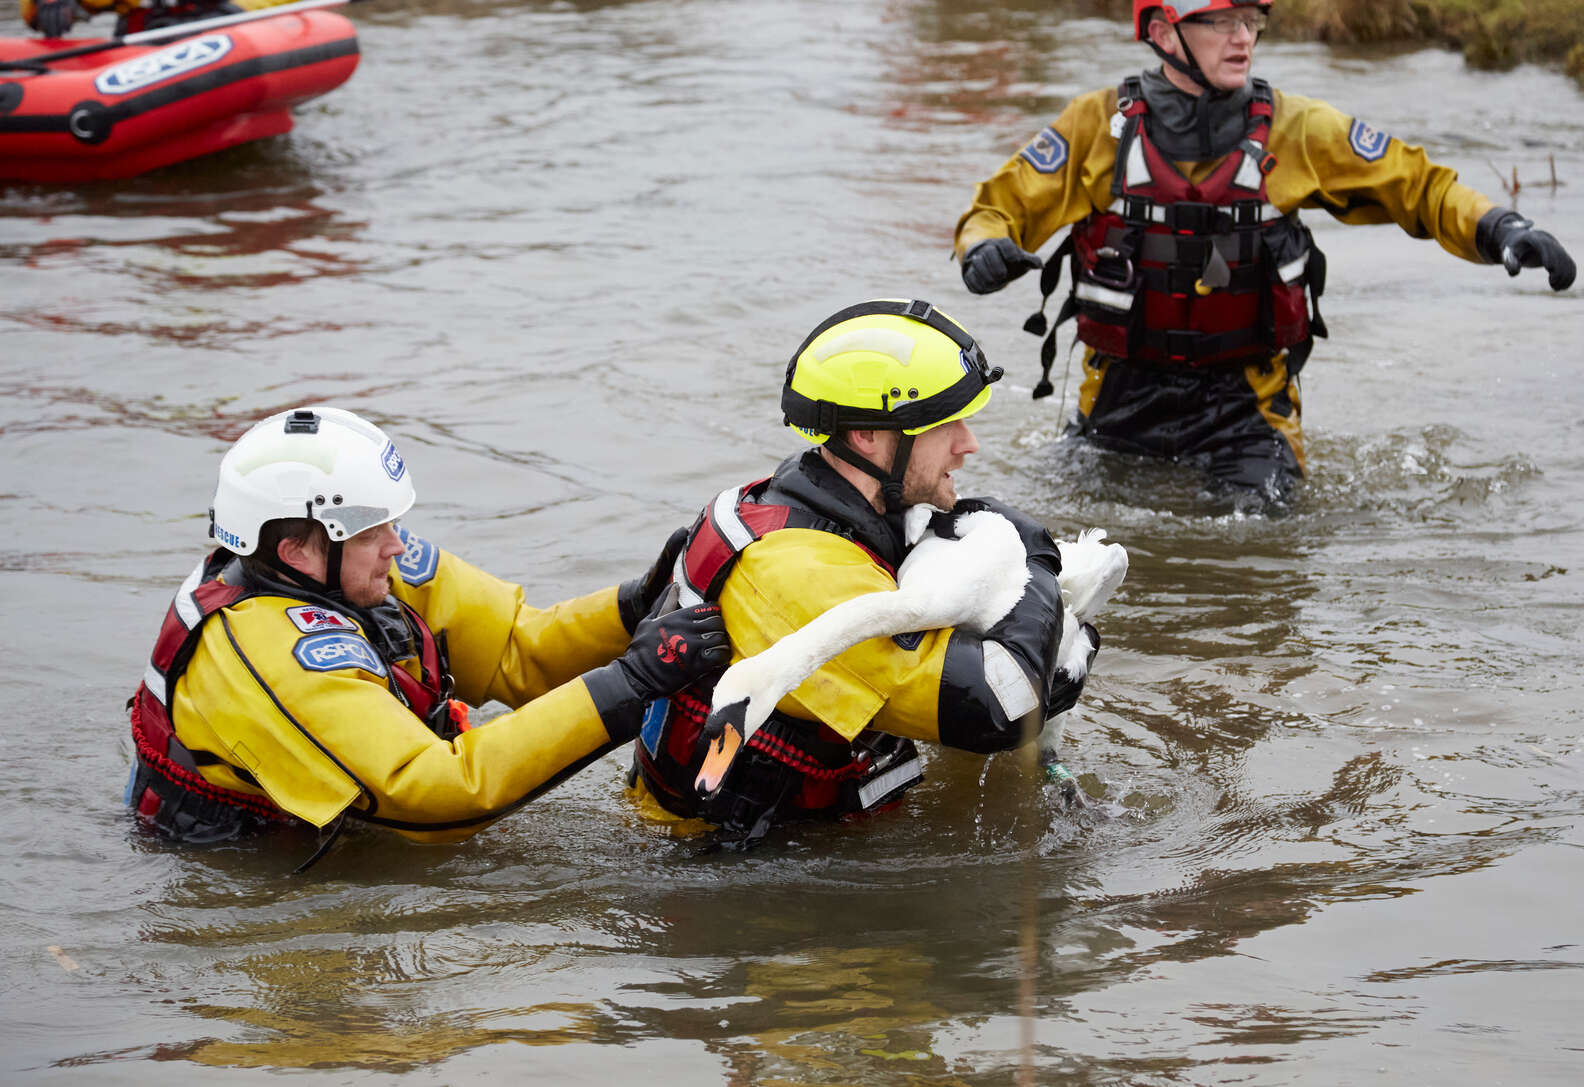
{"left": 1146, "top": 14, "right": 1183, "bottom": 58}
{"left": 276, "top": 534, "right": 322, "bottom": 578}
{"left": 844, "top": 428, "right": 896, "bottom": 464}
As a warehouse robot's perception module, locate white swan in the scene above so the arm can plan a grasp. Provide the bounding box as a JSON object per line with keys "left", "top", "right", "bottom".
{"left": 693, "top": 504, "right": 1128, "bottom": 797}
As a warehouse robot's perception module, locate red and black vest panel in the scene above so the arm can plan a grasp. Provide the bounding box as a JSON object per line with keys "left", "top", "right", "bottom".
{"left": 127, "top": 551, "right": 457, "bottom": 843}
{"left": 631, "top": 480, "right": 920, "bottom": 834}
{"left": 1027, "top": 78, "right": 1327, "bottom": 391}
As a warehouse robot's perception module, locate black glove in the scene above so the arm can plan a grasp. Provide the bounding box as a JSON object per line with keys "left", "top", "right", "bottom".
{"left": 950, "top": 496, "right": 1061, "bottom": 575}
{"left": 33, "top": 0, "right": 76, "bottom": 36}
{"left": 1477, "top": 208, "right": 1576, "bottom": 291}
{"left": 584, "top": 602, "right": 731, "bottom": 741}
{"left": 1047, "top": 621, "right": 1100, "bottom": 718}
{"left": 961, "top": 237, "right": 1042, "bottom": 295}
{"left": 618, "top": 602, "right": 730, "bottom": 698}
{"left": 617, "top": 524, "right": 689, "bottom": 633}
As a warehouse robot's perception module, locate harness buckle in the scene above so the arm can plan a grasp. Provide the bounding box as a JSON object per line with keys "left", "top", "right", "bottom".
{"left": 1090, "top": 246, "right": 1135, "bottom": 290}
{"left": 1165, "top": 202, "right": 1233, "bottom": 235}
{"left": 1121, "top": 194, "right": 1154, "bottom": 225}
{"left": 1166, "top": 265, "right": 1200, "bottom": 297}
{"left": 1232, "top": 200, "right": 1264, "bottom": 227}
{"left": 1164, "top": 329, "right": 1201, "bottom": 362}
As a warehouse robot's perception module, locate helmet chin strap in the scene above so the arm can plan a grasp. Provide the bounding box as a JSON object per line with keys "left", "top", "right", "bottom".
{"left": 1148, "top": 25, "right": 1216, "bottom": 93}
{"left": 827, "top": 432, "right": 916, "bottom": 515}
{"left": 261, "top": 539, "right": 346, "bottom": 602}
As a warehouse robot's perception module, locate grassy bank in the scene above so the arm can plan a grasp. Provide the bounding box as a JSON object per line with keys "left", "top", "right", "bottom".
{"left": 1085, "top": 0, "right": 1584, "bottom": 87}
{"left": 1278, "top": 0, "right": 1584, "bottom": 86}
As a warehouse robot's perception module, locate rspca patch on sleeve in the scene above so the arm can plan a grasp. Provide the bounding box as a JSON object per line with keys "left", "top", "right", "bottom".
{"left": 393, "top": 523, "right": 439, "bottom": 586}
{"left": 1019, "top": 127, "right": 1068, "bottom": 175}
{"left": 1348, "top": 119, "right": 1390, "bottom": 163}
{"left": 293, "top": 632, "right": 388, "bottom": 677}
{"left": 285, "top": 604, "right": 359, "bottom": 634}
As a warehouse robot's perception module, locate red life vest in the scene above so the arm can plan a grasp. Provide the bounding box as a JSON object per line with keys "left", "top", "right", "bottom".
{"left": 1026, "top": 77, "right": 1327, "bottom": 394}
{"left": 630, "top": 479, "right": 922, "bottom": 832}
{"left": 127, "top": 550, "right": 461, "bottom": 842}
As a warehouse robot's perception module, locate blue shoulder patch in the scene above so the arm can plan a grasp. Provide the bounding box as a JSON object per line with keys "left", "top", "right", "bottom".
{"left": 293, "top": 631, "right": 388, "bottom": 677}
{"left": 1019, "top": 126, "right": 1068, "bottom": 175}
{"left": 1348, "top": 119, "right": 1390, "bottom": 163}
{"left": 393, "top": 523, "right": 439, "bottom": 586}
{"left": 892, "top": 631, "right": 925, "bottom": 652}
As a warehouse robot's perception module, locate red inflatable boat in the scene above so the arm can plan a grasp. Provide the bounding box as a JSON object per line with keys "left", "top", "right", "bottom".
{"left": 0, "top": 9, "right": 359, "bottom": 183}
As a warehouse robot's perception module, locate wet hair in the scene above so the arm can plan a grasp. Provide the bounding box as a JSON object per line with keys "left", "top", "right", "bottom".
{"left": 239, "top": 517, "right": 327, "bottom": 582}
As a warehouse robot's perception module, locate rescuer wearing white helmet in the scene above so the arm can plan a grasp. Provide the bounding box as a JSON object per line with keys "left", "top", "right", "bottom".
{"left": 127, "top": 406, "right": 729, "bottom": 864}
{"left": 956, "top": 0, "right": 1575, "bottom": 505}
{"left": 625, "top": 300, "right": 1100, "bottom": 845}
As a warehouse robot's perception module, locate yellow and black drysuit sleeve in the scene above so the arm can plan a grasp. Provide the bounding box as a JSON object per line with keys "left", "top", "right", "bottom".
{"left": 718, "top": 528, "right": 1080, "bottom": 753}
{"left": 955, "top": 85, "right": 1495, "bottom": 265}
{"left": 171, "top": 546, "right": 634, "bottom": 844}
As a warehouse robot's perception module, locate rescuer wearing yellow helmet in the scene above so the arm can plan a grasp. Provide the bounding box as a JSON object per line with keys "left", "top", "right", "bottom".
{"left": 956, "top": 0, "right": 1575, "bottom": 505}
{"left": 626, "top": 300, "right": 1099, "bottom": 845}
{"left": 127, "top": 406, "right": 730, "bottom": 864}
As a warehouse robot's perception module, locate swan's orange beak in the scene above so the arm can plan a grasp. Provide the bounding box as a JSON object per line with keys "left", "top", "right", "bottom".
{"left": 694, "top": 726, "right": 743, "bottom": 798}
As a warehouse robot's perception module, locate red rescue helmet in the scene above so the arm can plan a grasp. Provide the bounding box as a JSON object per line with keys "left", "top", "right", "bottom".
{"left": 1133, "top": 0, "right": 1269, "bottom": 40}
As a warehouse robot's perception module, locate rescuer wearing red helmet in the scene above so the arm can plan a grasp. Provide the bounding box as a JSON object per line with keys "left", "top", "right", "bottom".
{"left": 955, "top": 0, "right": 1575, "bottom": 505}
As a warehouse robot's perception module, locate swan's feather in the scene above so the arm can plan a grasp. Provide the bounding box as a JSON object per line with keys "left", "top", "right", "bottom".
{"left": 696, "top": 504, "right": 1127, "bottom": 799}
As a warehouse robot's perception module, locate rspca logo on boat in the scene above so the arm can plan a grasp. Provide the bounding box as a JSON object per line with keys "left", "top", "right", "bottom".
{"left": 394, "top": 523, "right": 439, "bottom": 586}
{"left": 381, "top": 440, "right": 406, "bottom": 482}
{"left": 293, "top": 632, "right": 387, "bottom": 677}
{"left": 285, "top": 604, "right": 359, "bottom": 634}
{"left": 94, "top": 34, "right": 234, "bottom": 97}
{"left": 1019, "top": 127, "right": 1068, "bottom": 175}
{"left": 1348, "top": 119, "right": 1390, "bottom": 163}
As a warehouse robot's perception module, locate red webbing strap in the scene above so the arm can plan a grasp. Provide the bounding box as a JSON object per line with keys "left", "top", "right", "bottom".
{"left": 129, "top": 693, "right": 290, "bottom": 822}
{"left": 746, "top": 728, "right": 867, "bottom": 782}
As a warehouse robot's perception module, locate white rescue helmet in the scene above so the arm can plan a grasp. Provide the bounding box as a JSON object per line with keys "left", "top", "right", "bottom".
{"left": 209, "top": 406, "right": 416, "bottom": 556}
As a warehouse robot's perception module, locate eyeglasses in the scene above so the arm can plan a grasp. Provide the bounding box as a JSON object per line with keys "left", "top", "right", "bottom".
{"left": 1184, "top": 11, "right": 1269, "bottom": 35}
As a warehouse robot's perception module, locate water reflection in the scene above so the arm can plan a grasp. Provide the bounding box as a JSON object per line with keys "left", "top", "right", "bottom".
{"left": 4, "top": 0, "right": 1583, "bottom": 1080}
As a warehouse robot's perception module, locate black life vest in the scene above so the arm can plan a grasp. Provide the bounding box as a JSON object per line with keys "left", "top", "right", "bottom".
{"left": 629, "top": 479, "right": 923, "bottom": 840}
{"left": 1025, "top": 77, "right": 1328, "bottom": 395}
{"left": 127, "top": 550, "right": 462, "bottom": 843}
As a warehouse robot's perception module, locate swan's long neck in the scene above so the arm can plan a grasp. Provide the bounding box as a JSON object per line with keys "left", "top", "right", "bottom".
{"left": 715, "top": 590, "right": 923, "bottom": 731}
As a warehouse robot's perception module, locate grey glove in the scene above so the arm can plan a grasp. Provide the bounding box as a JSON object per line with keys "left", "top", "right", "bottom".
{"left": 961, "top": 237, "right": 1043, "bottom": 295}
{"left": 1478, "top": 209, "right": 1576, "bottom": 291}
{"left": 34, "top": 0, "right": 76, "bottom": 36}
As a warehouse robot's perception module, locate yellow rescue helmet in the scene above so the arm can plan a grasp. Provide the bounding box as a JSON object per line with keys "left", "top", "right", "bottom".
{"left": 782, "top": 299, "right": 1002, "bottom": 445}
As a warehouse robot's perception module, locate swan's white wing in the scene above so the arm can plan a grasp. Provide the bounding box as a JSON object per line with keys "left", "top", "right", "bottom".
{"left": 1056, "top": 530, "right": 1128, "bottom": 621}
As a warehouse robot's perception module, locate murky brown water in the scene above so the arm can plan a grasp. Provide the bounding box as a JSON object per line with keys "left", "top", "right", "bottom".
{"left": 3, "top": 1, "right": 1582, "bottom": 1083}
